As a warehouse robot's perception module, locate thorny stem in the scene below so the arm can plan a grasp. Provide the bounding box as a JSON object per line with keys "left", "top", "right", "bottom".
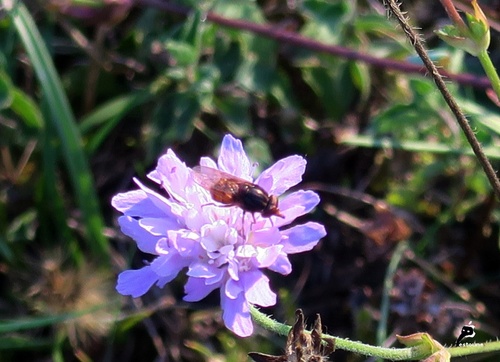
{"left": 384, "top": 0, "right": 500, "bottom": 201}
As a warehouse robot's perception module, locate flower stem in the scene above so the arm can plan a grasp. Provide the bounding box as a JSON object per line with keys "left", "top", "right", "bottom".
{"left": 250, "top": 306, "right": 500, "bottom": 359}
{"left": 450, "top": 341, "right": 500, "bottom": 357}
{"left": 250, "top": 306, "right": 422, "bottom": 360}
{"left": 477, "top": 49, "right": 500, "bottom": 101}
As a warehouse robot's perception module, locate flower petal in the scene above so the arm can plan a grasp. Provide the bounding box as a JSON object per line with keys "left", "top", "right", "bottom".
{"left": 187, "top": 263, "right": 220, "bottom": 278}
{"left": 256, "top": 155, "right": 306, "bottom": 195}
{"left": 221, "top": 291, "right": 253, "bottom": 337}
{"left": 254, "top": 245, "right": 283, "bottom": 268}
{"left": 112, "top": 190, "right": 148, "bottom": 215}
{"left": 117, "top": 216, "right": 160, "bottom": 254}
{"left": 150, "top": 254, "right": 188, "bottom": 279}
{"left": 281, "top": 222, "right": 326, "bottom": 253}
{"left": 217, "top": 134, "right": 252, "bottom": 179}
{"left": 242, "top": 270, "right": 276, "bottom": 307}
{"left": 148, "top": 149, "right": 192, "bottom": 203}
{"left": 139, "top": 217, "right": 179, "bottom": 236}
{"left": 113, "top": 136, "right": 327, "bottom": 338}
{"left": 267, "top": 253, "right": 292, "bottom": 275}
{"left": 166, "top": 229, "right": 201, "bottom": 259}
{"left": 199, "top": 156, "right": 217, "bottom": 168}
{"left": 274, "top": 190, "right": 320, "bottom": 227}
{"left": 133, "top": 178, "right": 185, "bottom": 218}
{"left": 225, "top": 278, "right": 243, "bottom": 299}
{"left": 184, "top": 276, "right": 220, "bottom": 302}
{"left": 247, "top": 227, "right": 282, "bottom": 247}
{"left": 116, "top": 266, "right": 159, "bottom": 298}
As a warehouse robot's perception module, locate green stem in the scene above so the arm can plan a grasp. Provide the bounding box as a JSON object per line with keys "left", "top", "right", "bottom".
{"left": 250, "top": 306, "right": 424, "bottom": 360}
{"left": 450, "top": 340, "right": 500, "bottom": 357}
{"left": 250, "top": 306, "right": 500, "bottom": 360}
{"left": 477, "top": 49, "right": 500, "bottom": 101}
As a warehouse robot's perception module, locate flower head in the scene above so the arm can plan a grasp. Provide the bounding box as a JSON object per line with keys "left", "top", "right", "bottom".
{"left": 112, "top": 135, "right": 326, "bottom": 336}
{"left": 435, "top": 0, "right": 490, "bottom": 56}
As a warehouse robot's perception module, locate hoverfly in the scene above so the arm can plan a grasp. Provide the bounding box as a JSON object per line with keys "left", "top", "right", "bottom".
{"left": 192, "top": 166, "right": 285, "bottom": 221}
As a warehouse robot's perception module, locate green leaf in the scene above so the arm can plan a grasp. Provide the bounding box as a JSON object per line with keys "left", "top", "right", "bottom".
{"left": 302, "top": 61, "right": 355, "bottom": 120}
{"left": 270, "top": 71, "right": 298, "bottom": 111}
{"left": 192, "top": 64, "right": 220, "bottom": 109}
{"left": 458, "top": 96, "right": 500, "bottom": 135}
{"left": 213, "top": 0, "right": 266, "bottom": 23}
{"left": 215, "top": 95, "right": 251, "bottom": 136}
{"left": 300, "top": 0, "right": 352, "bottom": 44}
{"left": 148, "top": 92, "right": 200, "bottom": 159}
{"left": 214, "top": 37, "right": 242, "bottom": 83}
{"left": 350, "top": 61, "right": 371, "bottom": 103}
{"left": 10, "top": 88, "right": 44, "bottom": 129}
{"left": 164, "top": 40, "right": 198, "bottom": 66}
{"left": 235, "top": 37, "right": 277, "bottom": 94}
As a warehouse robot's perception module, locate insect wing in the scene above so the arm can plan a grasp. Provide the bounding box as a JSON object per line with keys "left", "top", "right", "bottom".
{"left": 192, "top": 166, "right": 251, "bottom": 204}
{"left": 192, "top": 166, "right": 232, "bottom": 188}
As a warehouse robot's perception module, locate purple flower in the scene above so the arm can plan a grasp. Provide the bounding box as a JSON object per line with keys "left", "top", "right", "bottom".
{"left": 112, "top": 135, "right": 326, "bottom": 337}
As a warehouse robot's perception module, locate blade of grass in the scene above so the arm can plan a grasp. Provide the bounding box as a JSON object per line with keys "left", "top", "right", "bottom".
{"left": 376, "top": 241, "right": 409, "bottom": 355}
{"left": 39, "top": 118, "right": 83, "bottom": 265}
{"left": 79, "top": 91, "right": 153, "bottom": 154}
{"left": 2, "top": 0, "right": 109, "bottom": 258}
{"left": 0, "top": 336, "right": 53, "bottom": 350}
{"left": 0, "top": 302, "right": 118, "bottom": 333}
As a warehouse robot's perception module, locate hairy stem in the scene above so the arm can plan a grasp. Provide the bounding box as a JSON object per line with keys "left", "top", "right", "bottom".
{"left": 385, "top": 0, "right": 500, "bottom": 200}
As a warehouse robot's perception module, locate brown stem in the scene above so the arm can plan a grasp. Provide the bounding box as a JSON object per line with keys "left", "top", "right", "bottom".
{"left": 385, "top": 0, "right": 500, "bottom": 200}
{"left": 135, "top": 0, "right": 491, "bottom": 90}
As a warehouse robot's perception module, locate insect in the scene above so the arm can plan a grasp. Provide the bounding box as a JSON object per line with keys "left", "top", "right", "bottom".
{"left": 454, "top": 322, "right": 476, "bottom": 346}
{"left": 192, "top": 166, "right": 285, "bottom": 221}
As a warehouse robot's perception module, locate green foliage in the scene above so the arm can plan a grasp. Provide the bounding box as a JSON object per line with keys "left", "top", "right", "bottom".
{"left": 1, "top": 0, "right": 500, "bottom": 360}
